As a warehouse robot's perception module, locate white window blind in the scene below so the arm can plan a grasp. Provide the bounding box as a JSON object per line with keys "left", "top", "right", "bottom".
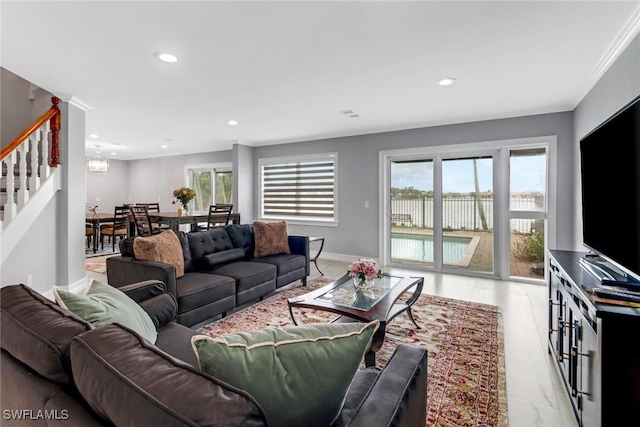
{"left": 261, "top": 155, "right": 336, "bottom": 221}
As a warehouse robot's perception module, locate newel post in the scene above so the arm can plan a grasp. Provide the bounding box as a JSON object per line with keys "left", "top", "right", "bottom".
{"left": 50, "top": 96, "right": 60, "bottom": 167}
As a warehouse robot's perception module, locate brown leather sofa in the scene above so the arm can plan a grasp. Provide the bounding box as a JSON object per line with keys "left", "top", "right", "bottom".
{"left": 106, "top": 224, "right": 309, "bottom": 327}
{"left": 1, "top": 281, "right": 428, "bottom": 427}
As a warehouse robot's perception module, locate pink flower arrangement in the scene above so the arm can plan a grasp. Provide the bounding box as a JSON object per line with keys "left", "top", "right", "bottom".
{"left": 88, "top": 205, "right": 102, "bottom": 214}
{"left": 348, "top": 258, "right": 383, "bottom": 283}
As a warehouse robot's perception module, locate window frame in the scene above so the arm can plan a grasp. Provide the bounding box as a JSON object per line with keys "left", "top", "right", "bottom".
{"left": 258, "top": 153, "right": 338, "bottom": 226}
{"left": 379, "top": 135, "right": 556, "bottom": 284}
{"left": 184, "top": 162, "right": 233, "bottom": 213}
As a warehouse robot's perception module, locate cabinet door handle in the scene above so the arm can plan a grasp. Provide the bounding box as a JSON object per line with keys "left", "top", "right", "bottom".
{"left": 557, "top": 317, "right": 564, "bottom": 361}
{"left": 573, "top": 349, "right": 593, "bottom": 400}
{"left": 570, "top": 345, "right": 578, "bottom": 397}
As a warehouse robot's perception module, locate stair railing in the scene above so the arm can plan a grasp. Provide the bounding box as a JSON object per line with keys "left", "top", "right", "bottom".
{"left": 1, "top": 96, "right": 60, "bottom": 223}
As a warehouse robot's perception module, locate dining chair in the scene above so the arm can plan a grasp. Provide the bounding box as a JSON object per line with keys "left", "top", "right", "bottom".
{"left": 140, "top": 202, "right": 160, "bottom": 212}
{"left": 85, "top": 222, "right": 94, "bottom": 249}
{"left": 206, "top": 204, "right": 233, "bottom": 229}
{"left": 129, "top": 205, "right": 156, "bottom": 236}
{"left": 135, "top": 203, "right": 171, "bottom": 233}
{"left": 100, "top": 205, "right": 129, "bottom": 251}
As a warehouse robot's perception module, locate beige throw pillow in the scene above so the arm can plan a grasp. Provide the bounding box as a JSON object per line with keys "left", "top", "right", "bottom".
{"left": 133, "top": 229, "right": 185, "bottom": 277}
{"left": 252, "top": 220, "right": 290, "bottom": 258}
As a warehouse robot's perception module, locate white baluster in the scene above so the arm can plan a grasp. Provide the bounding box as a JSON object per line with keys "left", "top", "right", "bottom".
{"left": 40, "top": 122, "right": 50, "bottom": 180}
{"left": 29, "top": 132, "right": 40, "bottom": 192}
{"left": 3, "top": 152, "right": 17, "bottom": 222}
{"left": 17, "top": 141, "right": 29, "bottom": 207}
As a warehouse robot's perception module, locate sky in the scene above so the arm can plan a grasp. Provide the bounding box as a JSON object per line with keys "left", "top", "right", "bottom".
{"left": 391, "top": 155, "right": 545, "bottom": 193}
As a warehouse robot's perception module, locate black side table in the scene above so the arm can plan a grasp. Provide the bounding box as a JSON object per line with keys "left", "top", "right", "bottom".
{"left": 308, "top": 236, "right": 325, "bottom": 275}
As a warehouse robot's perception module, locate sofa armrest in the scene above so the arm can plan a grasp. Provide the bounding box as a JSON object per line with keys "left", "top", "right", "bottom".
{"left": 344, "top": 344, "right": 427, "bottom": 427}
{"left": 288, "top": 235, "right": 310, "bottom": 276}
{"left": 118, "top": 280, "right": 166, "bottom": 304}
{"left": 117, "top": 280, "right": 177, "bottom": 328}
{"left": 106, "top": 256, "right": 177, "bottom": 299}
{"left": 138, "top": 294, "right": 178, "bottom": 329}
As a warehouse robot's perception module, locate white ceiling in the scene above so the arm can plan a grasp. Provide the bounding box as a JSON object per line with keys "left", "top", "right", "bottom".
{"left": 2, "top": 1, "right": 639, "bottom": 160}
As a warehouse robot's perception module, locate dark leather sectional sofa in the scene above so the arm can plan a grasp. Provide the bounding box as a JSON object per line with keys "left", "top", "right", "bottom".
{"left": 106, "top": 224, "right": 310, "bottom": 327}
{"left": 0, "top": 281, "right": 429, "bottom": 427}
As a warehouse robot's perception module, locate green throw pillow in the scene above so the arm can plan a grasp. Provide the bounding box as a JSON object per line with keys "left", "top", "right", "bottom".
{"left": 191, "top": 321, "right": 379, "bottom": 427}
{"left": 53, "top": 279, "right": 157, "bottom": 344}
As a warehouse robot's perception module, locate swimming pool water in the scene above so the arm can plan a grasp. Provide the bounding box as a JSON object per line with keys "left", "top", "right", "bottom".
{"left": 391, "top": 233, "right": 472, "bottom": 265}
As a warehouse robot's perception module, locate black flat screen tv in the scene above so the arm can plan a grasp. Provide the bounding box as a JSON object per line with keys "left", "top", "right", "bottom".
{"left": 580, "top": 95, "right": 640, "bottom": 283}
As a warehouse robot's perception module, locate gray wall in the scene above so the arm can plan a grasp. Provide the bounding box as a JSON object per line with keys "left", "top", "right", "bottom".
{"left": 86, "top": 159, "right": 129, "bottom": 214}
{"left": 1, "top": 67, "right": 52, "bottom": 148}
{"left": 1, "top": 68, "right": 33, "bottom": 147}
{"left": 233, "top": 143, "right": 255, "bottom": 223}
{"left": 85, "top": 149, "right": 234, "bottom": 216}
{"left": 572, "top": 33, "right": 640, "bottom": 249}
{"left": 0, "top": 197, "right": 58, "bottom": 292}
{"left": 126, "top": 150, "right": 233, "bottom": 212}
{"left": 254, "top": 112, "right": 574, "bottom": 258}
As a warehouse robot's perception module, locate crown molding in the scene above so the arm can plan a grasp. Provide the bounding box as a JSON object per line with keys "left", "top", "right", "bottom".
{"left": 53, "top": 93, "right": 93, "bottom": 111}
{"left": 592, "top": 3, "right": 640, "bottom": 82}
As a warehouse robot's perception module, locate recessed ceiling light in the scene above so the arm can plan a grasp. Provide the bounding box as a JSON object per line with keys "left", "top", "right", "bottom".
{"left": 110, "top": 152, "right": 117, "bottom": 156}
{"left": 161, "top": 144, "right": 168, "bottom": 149}
{"left": 438, "top": 78, "right": 456, "bottom": 86}
{"left": 155, "top": 52, "right": 178, "bottom": 63}
{"left": 227, "top": 119, "right": 239, "bottom": 126}
{"left": 89, "top": 134, "right": 99, "bottom": 138}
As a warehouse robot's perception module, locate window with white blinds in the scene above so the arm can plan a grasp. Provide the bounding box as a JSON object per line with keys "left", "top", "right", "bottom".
{"left": 260, "top": 154, "right": 337, "bottom": 222}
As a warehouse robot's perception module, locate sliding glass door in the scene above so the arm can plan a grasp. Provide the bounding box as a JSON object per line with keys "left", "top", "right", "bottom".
{"left": 390, "top": 156, "right": 494, "bottom": 274}
{"left": 441, "top": 156, "right": 493, "bottom": 273}
{"left": 384, "top": 138, "right": 551, "bottom": 282}
{"left": 390, "top": 160, "right": 435, "bottom": 267}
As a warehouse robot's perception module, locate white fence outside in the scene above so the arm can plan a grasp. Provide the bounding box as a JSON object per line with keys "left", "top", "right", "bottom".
{"left": 391, "top": 195, "right": 544, "bottom": 233}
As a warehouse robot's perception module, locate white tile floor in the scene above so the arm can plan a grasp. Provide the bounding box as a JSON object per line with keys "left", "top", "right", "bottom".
{"left": 88, "top": 255, "right": 577, "bottom": 426}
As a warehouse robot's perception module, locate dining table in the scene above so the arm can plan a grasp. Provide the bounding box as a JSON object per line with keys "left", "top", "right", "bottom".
{"left": 148, "top": 211, "right": 241, "bottom": 232}
{"left": 86, "top": 211, "right": 241, "bottom": 254}
{"left": 85, "top": 213, "right": 117, "bottom": 253}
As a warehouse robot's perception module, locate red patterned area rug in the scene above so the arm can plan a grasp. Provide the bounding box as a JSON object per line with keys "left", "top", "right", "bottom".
{"left": 200, "top": 277, "right": 508, "bottom": 427}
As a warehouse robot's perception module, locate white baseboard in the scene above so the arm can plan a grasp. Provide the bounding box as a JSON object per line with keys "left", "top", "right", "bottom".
{"left": 41, "top": 276, "right": 89, "bottom": 300}
{"left": 318, "top": 252, "right": 360, "bottom": 263}
{"left": 69, "top": 277, "right": 90, "bottom": 293}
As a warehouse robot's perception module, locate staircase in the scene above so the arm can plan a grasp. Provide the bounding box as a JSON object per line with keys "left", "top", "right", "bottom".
{"left": 0, "top": 97, "right": 61, "bottom": 259}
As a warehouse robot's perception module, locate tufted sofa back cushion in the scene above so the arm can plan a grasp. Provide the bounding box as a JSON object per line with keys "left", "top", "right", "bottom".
{"left": 225, "top": 224, "right": 255, "bottom": 258}
{"left": 187, "top": 228, "right": 235, "bottom": 265}
{"left": 176, "top": 231, "right": 194, "bottom": 272}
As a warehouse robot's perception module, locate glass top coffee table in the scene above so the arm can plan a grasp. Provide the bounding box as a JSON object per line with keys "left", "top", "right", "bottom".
{"left": 287, "top": 273, "right": 423, "bottom": 367}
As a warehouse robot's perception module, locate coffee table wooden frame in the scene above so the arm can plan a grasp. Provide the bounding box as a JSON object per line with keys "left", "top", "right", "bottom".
{"left": 287, "top": 273, "right": 424, "bottom": 367}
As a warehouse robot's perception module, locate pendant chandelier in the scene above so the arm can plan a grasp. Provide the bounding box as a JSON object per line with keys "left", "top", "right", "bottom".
{"left": 87, "top": 146, "right": 109, "bottom": 174}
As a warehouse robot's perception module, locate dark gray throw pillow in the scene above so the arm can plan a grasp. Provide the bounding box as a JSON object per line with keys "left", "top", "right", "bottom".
{"left": 202, "top": 248, "right": 245, "bottom": 269}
